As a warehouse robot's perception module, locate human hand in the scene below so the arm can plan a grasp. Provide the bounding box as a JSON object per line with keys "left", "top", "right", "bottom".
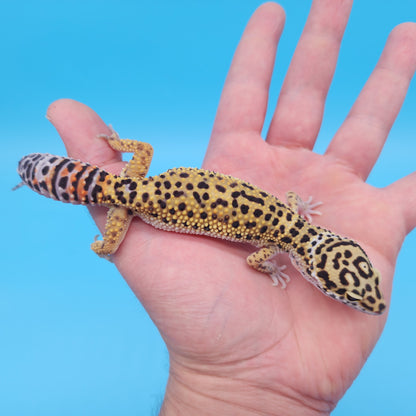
{"left": 46, "top": 1, "right": 416, "bottom": 414}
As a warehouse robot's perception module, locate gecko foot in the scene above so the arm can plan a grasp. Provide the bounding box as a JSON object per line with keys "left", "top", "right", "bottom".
{"left": 268, "top": 263, "right": 290, "bottom": 289}
{"left": 296, "top": 196, "right": 322, "bottom": 223}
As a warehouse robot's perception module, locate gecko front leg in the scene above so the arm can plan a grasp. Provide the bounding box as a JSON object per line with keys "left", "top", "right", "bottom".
{"left": 246, "top": 246, "right": 290, "bottom": 288}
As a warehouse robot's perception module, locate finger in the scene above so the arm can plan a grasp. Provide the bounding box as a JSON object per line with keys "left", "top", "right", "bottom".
{"left": 209, "top": 3, "right": 285, "bottom": 143}
{"left": 46, "top": 98, "right": 125, "bottom": 230}
{"left": 267, "top": 0, "right": 353, "bottom": 148}
{"left": 326, "top": 23, "right": 416, "bottom": 179}
{"left": 46, "top": 98, "right": 121, "bottom": 170}
{"left": 386, "top": 171, "right": 416, "bottom": 234}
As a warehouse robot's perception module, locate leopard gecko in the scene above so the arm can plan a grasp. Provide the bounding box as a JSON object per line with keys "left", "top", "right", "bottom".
{"left": 15, "top": 131, "right": 386, "bottom": 314}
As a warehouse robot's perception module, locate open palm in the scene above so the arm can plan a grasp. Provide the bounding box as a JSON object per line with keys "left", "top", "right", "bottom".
{"left": 46, "top": 1, "right": 416, "bottom": 414}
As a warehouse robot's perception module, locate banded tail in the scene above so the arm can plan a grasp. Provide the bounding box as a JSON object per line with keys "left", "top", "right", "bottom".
{"left": 16, "top": 153, "right": 112, "bottom": 205}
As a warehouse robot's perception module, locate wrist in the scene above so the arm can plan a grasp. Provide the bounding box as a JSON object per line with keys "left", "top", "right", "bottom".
{"left": 159, "top": 363, "right": 333, "bottom": 416}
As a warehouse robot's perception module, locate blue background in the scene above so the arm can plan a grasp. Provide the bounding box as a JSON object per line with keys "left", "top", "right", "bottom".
{"left": 2, "top": 1, "right": 415, "bottom": 414}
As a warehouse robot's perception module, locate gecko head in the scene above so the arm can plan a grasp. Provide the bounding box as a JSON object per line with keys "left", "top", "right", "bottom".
{"left": 299, "top": 236, "right": 386, "bottom": 315}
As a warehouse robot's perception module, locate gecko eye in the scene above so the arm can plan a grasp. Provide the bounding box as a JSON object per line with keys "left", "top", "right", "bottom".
{"left": 346, "top": 291, "right": 363, "bottom": 302}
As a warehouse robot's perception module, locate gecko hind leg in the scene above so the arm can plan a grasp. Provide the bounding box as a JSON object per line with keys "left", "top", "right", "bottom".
{"left": 91, "top": 206, "right": 133, "bottom": 257}
{"left": 98, "top": 126, "right": 154, "bottom": 178}
{"left": 91, "top": 127, "right": 154, "bottom": 257}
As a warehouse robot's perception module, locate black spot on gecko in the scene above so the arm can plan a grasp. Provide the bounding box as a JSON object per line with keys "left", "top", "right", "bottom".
{"left": 193, "top": 192, "right": 201, "bottom": 204}
{"left": 289, "top": 228, "right": 299, "bottom": 237}
{"left": 186, "top": 183, "right": 194, "bottom": 190}
{"left": 217, "top": 198, "right": 228, "bottom": 207}
{"left": 163, "top": 181, "right": 171, "bottom": 189}
{"left": 58, "top": 176, "right": 68, "bottom": 189}
{"left": 253, "top": 209, "right": 263, "bottom": 218}
{"left": 216, "top": 185, "right": 226, "bottom": 193}
{"left": 240, "top": 204, "right": 249, "bottom": 214}
{"left": 241, "top": 191, "right": 264, "bottom": 205}
{"left": 129, "top": 191, "right": 137, "bottom": 203}
{"left": 91, "top": 184, "right": 103, "bottom": 202}
{"left": 294, "top": 220, "right": 304, "bottom": 229}
{"left": 332, "top": 252, "right": 342, "bottom": 270}
{"left": 67, "top": 162, "right": 76, "bottom": 172}
{"left": 178, "top": 202, "right": 186, "bottom": 211}
{"left": 173, "top": 190, "right": 184, "bottom": 198}
{"left": 231, "top": 191, "right": 241, "bottom": 198}
{"left": 300, "top": 234, "right": 310, "bottom": 243}
{"left": 179, "top": 172, "right": 189, "bottom": 178}
{"left": 198, "top": 181, "right": 209, "bottom": 189}
{"left": 297, "top": 247, "right": 305, "bottom": 256}
{"left": 316, "top": 253, "right": 327, "bottom": 269}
